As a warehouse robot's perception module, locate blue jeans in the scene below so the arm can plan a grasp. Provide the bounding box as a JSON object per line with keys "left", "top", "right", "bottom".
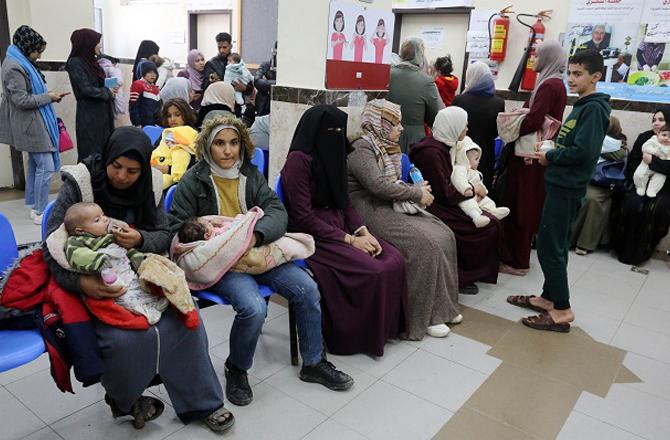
{"left": 24, "top": 152, "right": 55, "bottom": 213}
{"left": 209, "top": 263, "right": 323, "bottom": 370}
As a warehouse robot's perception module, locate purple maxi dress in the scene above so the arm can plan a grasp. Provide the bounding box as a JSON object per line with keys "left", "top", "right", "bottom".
{"left": 281, "top": 151, "right": 408, "bottom": 356}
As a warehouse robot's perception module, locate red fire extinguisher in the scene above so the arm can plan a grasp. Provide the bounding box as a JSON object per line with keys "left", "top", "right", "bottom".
{"left": 520, "top": 11, "right": 552, "bottom": 91}
{"left": 488, "top": 6, "right": 514, "bottom": 62}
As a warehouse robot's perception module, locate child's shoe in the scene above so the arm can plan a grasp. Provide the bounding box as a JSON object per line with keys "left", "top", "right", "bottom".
{"left": 427, "top": 324, "right": 450, "bottom": 338}
{"left": 473, "top": 215, "right": 491, "bottom": 228}
{"left": 636, "top": 187, "right": 646, "bottom": 196}
{"left": 646, "top": 189, "right": 658, "bottom": 198}
{"left": 488, "top": 207, "right": 510, "bottom": 220}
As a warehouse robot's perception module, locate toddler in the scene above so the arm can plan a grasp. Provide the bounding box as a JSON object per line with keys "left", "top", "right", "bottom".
{"left": 223, "top": 53, "right": 253, "bottom": 107}
{"left": 453, "top": 137, "right": 510, "bottom": 227}
{"left": 129, "top": 61, "right": 161, "bottom": 127}
{"left": 64, "top": 202, "right": 169, "bottom": 323}
{"left": 633, "top": 124, "right": 670, "bottom": 198}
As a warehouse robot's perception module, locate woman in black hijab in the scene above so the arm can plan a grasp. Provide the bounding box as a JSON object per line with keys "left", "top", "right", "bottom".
{"left": 280, "top": 105, "right": 409, "bottom": 356}
{"left": 66, "top": 28, "right": 115, "bottom": 162}
{"left": 42, "top": 126, "right": 234, "bottom": 433}
{"left": 132, "top": 40, "right": 160, "bottom": 81}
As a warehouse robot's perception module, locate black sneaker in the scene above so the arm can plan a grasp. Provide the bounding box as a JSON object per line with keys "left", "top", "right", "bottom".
{"left": 224, "top": 359, "right": 253, "bottom": 406}
{"left": 299, "top": 360, "right": 354, "bottom": 391}
{"left": 459, "top": 284, "right": 479, "bottom": 295}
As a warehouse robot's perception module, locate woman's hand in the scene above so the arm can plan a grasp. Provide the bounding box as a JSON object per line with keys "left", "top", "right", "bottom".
{"left": 80, "top": 274, "right": 126, "bottom": 299}
{"left": 643, "top": 152, "right": 653, "bottom": 164}
{"left": 352, "top": 234, "right": 382, "bottom": 257}
{"left": 112, "top": 227, "right": 143, "bottom": 249}
{"left": 420, "top": 185, "right": 434, "bottom": 206}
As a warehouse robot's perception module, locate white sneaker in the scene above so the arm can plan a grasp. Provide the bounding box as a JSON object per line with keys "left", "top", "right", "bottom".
{"left": 427, "top": 324, "right": 450, "bottom": 338}
{"left": 30, "top": 209, "right": 39, "bottom": 220}
{"left": 449, "top": 314, "right": 464, "bottom": 325}
{"left": 33, "top": 213, "right": 43, "bottom": 225}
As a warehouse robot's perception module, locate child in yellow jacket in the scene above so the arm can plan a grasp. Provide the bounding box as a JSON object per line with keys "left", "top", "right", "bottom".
{"left": 151, "top": 126, "right": 198, "bottom": 189}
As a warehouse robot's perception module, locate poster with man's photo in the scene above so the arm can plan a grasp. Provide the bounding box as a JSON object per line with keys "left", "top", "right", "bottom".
{"left": 564, "top": 0, "right": 670, "bottom": 102}
{"left": 327, "top": 0, "right": 395, "bottom": 65}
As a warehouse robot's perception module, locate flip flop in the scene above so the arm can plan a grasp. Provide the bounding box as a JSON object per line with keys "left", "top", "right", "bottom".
{"left": 506, "top": 295, "right": 547, "bottom": 313}
{"left": 204, "top": 406, "right": 235, "bottom": 432}
{"left": 521, "top": 313, "right": 571, "bottom": 333}
{"left": 105, "top": 394, "right": 165, "bottom": 429}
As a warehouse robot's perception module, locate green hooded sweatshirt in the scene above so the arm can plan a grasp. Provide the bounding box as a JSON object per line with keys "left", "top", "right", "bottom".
{"left": 545, "top": 92, "right": 611, "bottom": 198}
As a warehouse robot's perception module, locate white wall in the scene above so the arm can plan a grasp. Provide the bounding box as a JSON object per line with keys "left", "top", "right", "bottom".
{"left": 472, "top": 0, "right": 569, "bottom": 90}
{"left": 97, "top": 0, "right": 240, "bottom": 65}
{"left": 277, "top": 0, "right": 393, "bottom": 90}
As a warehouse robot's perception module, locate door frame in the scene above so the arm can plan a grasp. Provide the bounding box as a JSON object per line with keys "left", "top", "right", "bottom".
{"left": 188, "top": 10, "right": 234, "bottom": 52}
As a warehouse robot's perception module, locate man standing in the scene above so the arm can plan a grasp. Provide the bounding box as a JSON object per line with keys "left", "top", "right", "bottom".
{"left": 202, "top": 32, "right": 232, "bottom": 91}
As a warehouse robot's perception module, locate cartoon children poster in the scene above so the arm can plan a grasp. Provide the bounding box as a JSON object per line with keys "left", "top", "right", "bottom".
{"left": 327, "top": 0, "right": 394, "bottom": 64}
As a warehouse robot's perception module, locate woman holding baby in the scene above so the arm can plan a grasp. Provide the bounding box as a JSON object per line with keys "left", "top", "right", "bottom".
{"left": 167, "top": 115, "right": 353, "bottom": 408}
{"left": 43, "top": 126, "right": 234, "bottom": 433}
{"left": 411, "top": 107, "right": 504, "bottom": 296}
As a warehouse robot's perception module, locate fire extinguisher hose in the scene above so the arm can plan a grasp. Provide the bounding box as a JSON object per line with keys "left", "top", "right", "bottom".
{"left": 508, "top": 14, "right": 537, "bottom": 93}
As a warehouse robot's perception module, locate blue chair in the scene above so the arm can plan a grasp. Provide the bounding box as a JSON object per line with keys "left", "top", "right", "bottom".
{"left": 273, "top": 175, "right": 307, "bottom": 271}
{"left": 41, "top": 200, "right": 56, "bottom": 241}
{"left": 401, "top": 153, "right": 411, "bottom": 182}
{"left": 143, "top": 125, "right": 164, "bottom": 145}
{"left": 494, "top": 137, "right": 504, "bottom": 172}
{"left": 251, "top": 148, "right": 267, "bottom": 177}
{"left": 164, "top": 183, "right": 299, "bottom": 365}
{"left": 0, "top": 213, "right": 45, "bottom": 373}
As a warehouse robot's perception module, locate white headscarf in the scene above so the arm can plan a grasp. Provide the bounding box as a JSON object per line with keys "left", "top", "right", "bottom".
{"left": 463, "top": 61, "right": 495, "bottom": 95}
{"left": 432, "top": 107, "right": 468, "bottom": 147}
{"left": 529, "top": 41, "right": 566, "bottom": 107}
{"left": 204, "top": 124, "right": 242, "bottom": 179}
{"left": 398, "top": 37, "right": 427, "bottom": 70}
{"left": 201, "top": 81, "right": 236, "bottom": 110}
{"left": 159, "top": 77, "right": 191, "bottom": 103}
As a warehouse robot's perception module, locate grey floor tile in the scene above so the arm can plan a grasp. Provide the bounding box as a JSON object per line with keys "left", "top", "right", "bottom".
{"left": 382, "top": 349, "right": 487, "bottom": 412}
{"left": 164, "top": 382, "right": 326, "bottom": 440}
{"left": 419, "top": 333, "right": 502, "bottom": 375}
{"left": 0, "top": 386, "right": 46, "bottom": 440}
{"left": 558, "top": 411, "right": 645, "bottom": 440}
{"left": 19, "top": 427, "right": 63, "bottom": 440}
{"left": 625, "top": 301, "right": 670, "bottom": 337}
{"left": 5, "top": 369, "right": 105, "bottom": 425}
{"left": 623, "top": 352, "right": 670, "bottom": 402}
{"left": 332, "top": 381, "right": 452, "bottom": 440}
{"left": 302, "top": 419, "right": 369, "bottom": 440}
{"left": 574, "top": 385, "right": 670, "bottom": 440}
{"left": 612, "top": 323, "right": 670, "bottom": 364}
{"left": 51, "top": 399, "right": 184, "bottom": 440}
{"left": 327, "top": 339, "right": 417, "bottom": 379}
{"left": 0, "top": 353, "right": 50, "bottom": 386}
{"left": 265, "top": 362, "right": 377, "bottom": 416}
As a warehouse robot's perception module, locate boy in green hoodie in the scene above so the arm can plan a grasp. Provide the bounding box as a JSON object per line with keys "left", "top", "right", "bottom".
{"left": 507, "top": 49, "right": 611, "bottom": 332}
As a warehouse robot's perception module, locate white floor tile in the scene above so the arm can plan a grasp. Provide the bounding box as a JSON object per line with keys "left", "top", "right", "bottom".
{"left": 574, "top": 385, "right": 670, "bottom": 440}
{"left": 570, "top": 287, "right": 634, "bottom": 321}
{"left": 419, "top": 333, "right": 502, "bottom": 375}
{"left": 573, "top": 270, "right": 645, "bottom": 302}
{"left": 51, "top": 399, "right": 184, "bottom": 440}
{"left": 611, "top": 323, "right": 670, "bottom": 364}
{"left": 5, "top": 369, "right": 105, "bottom": 425}
{"left": 265, "top": 363, "right": 377, "bottom": 416}
{"left": 572, "top": 311, "right": 623, "bottom": 344}
{"left": 199, "top": 305, "right": 236, "bottom": 349}
{"left": 0, "top": 387, "right": 46, "bottom": 440}
{"left": 165, "top": 382, "right": 326, "bottom": 440}
{"left": 382, "top": 350, "right": 487, "bottom": 412}
{"left": 0, "top": 353, "right": 50, "bottom": 386}
{"left": 623, "top": 352, "right": 670, "bottom": 402}
{"left": 302, "top": 419, "right": 369, "bottom": 440}
{"left": 634, "top": 278, "right": 670, "bottom": 313}
{"left": 558, "top": 411, "right": 645, "bottom": 440}
{"left": 625, "top": 302, "right": 670, "bottom": 337}
{"left": 327, "top": 340, "right": 417, "bottom": 379}
{"left": 332, "top": 381, "right": 452, "bottom": 440}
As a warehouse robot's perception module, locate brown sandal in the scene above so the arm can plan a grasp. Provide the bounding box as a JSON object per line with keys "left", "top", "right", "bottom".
{"left": 506, "top": 295, "right": 548, "bottom": 313}
{"left": 521, "top": 313, "right": 571, "bottom": 333}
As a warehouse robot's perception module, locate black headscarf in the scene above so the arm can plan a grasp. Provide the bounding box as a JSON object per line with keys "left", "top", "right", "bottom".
{"left": 81, "top": 127, "right": 156, "bottom": 228}
{"left": 68, "top": 28, "right": 105, "bottom": 80}
{"left": 626, "top": 105, "right": 670, "bottom": 182}
{"left": 288, "top": 105, "right": 351, "bottom": 210}
{"left": 12, "top": 25, "right": 46, "bottom": 57}
{"left": 132, "top": 40, "right": 160, "bottom": 81}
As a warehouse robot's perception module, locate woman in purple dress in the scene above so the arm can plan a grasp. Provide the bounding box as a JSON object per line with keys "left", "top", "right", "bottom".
{"left": 281, "top": 105, "right": 408, "bottom": 356}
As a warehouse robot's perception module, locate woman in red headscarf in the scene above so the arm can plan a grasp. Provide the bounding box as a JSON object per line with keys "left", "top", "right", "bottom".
{"left": 66, "top": 28, "right": 116, "bottom": 162}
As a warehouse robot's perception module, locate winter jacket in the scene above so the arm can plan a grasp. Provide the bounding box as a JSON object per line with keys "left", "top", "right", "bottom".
{"left": 150, "top": 126, "right": 198, "bottom": 189}
{"left": 0, "top": 57, "right": 55, "bottom": 152}
{"left": 545, "top": 92, "right": 611, "bottom": 197}
{"left": 168, "top": 161, "right": 287, "bottom": 246}
{"left": 129, "top": 79, "right": 161, "bottom": 127}
{"left": 254, "top": 60, "right": 276, "bottom": 116}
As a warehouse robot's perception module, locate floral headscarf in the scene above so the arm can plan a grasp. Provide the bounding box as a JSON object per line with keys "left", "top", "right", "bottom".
{"left": 360, "top": 99, "right": 403, "bottom": 180}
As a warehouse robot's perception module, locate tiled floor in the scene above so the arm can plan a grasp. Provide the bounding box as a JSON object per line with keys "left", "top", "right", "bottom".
{"left": 2, "top": 198, "right": 670, "bottom": 439}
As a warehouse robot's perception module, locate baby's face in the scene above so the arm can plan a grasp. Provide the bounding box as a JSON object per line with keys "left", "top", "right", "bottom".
{"left": 202, "top": 221, "right": 215, "bottom": 240}
{"left": 77, "top": 205, "right": 110, "bottom": 236}
{"left": 658, "top": 131, "right": 670, "bottom": 146}
{"left": 467, "top": 150, "right": 480, "bottom": 170}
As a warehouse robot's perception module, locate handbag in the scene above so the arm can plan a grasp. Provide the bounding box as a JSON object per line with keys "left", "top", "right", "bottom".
{"left": 590, "top": 158, "right": 627, "bottom": 190}
{"left": 57, "top": 118, "right": 74, "bottom": 153}
{"left": 496, "top": 109, "right": 562, "bottom": 158}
